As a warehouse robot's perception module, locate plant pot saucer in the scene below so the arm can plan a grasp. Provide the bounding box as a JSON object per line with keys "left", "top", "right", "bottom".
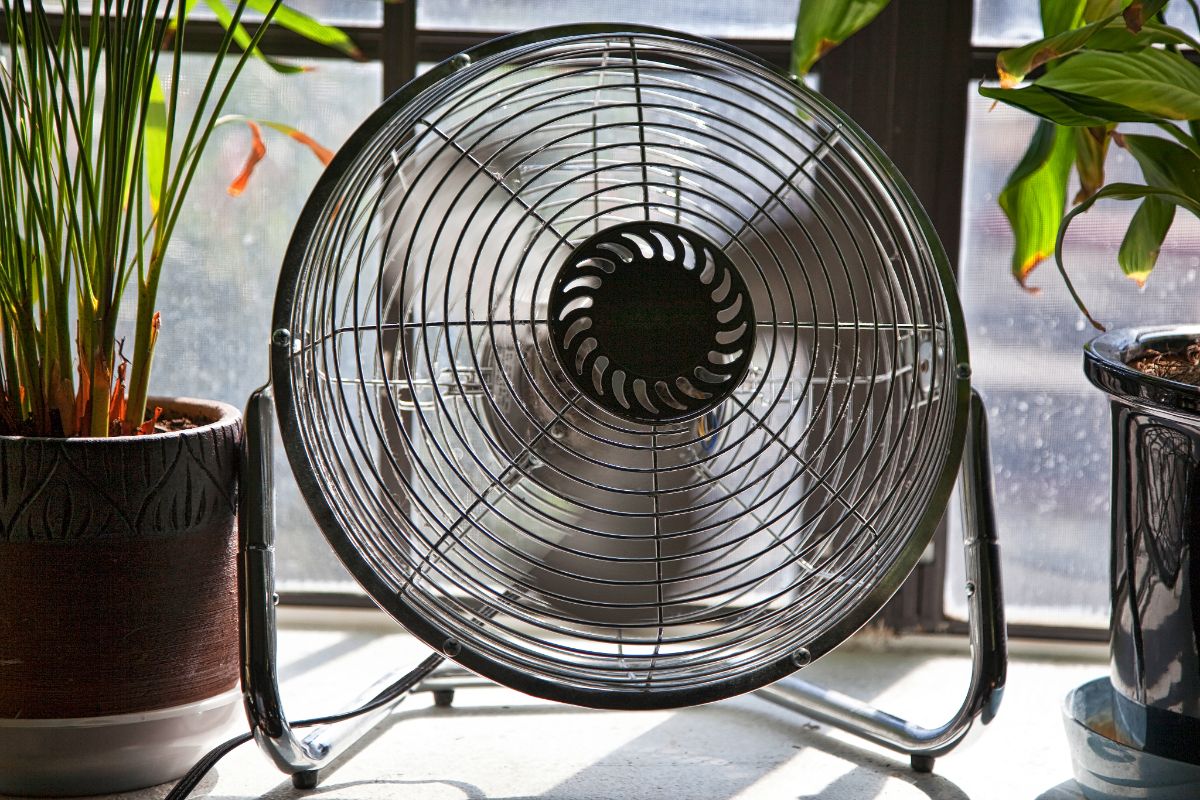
{"left": 1063, "top": 677, "right": 1200, "bottom": 800}
{"left": 0, "top": 687, "right": 241, "bottom": 797}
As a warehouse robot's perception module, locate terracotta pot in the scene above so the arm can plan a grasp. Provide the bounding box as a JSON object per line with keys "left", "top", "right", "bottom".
{"left": 0, "top": 396, "right": 243, "bottom": 795}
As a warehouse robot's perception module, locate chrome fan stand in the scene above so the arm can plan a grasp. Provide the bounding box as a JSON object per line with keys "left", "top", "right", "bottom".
{"left": 237, "top": 385, "right": 1005, "bottom": 789}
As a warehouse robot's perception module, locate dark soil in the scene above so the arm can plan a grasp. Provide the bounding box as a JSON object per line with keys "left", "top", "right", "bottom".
{"left": 147, "top": 413, "right": 207, "bottom": 434}
{"left": 0, "top": 408, "right": 209, "bottom": 438}
{"left": 1130, "top": 342, "right": 1200, "bottom": 387}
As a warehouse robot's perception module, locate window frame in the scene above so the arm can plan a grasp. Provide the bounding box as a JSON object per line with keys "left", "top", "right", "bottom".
{"left": 14, "top": 1, "right": 1106, "bottom": 641}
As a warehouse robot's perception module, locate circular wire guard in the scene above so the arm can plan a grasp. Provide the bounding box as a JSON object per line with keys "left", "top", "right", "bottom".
{"left": 273, "top": 26, "right": 969, "bottom": 709}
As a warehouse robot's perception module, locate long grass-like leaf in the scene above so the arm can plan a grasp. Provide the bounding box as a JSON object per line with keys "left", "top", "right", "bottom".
{"left": 227, "top": 120, "right": 266, "bottom": 196}
{"left": 204, "top": 0, "right": 308, "bottom": 74}
{"left": 243, "top": 0, "right": 364, "bottom": 59}
{"left": 0, "top": 0, "right": 352, "bottom": 435}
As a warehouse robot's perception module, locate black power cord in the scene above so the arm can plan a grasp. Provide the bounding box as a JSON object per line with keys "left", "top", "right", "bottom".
{"left": 164, "top": 653, "right": 444, "bottom": 799}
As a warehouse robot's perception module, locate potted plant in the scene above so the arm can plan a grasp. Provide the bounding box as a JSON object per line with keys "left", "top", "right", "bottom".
{"left": 798, "top": 0, "right": 1200, "bottom": 791}
{"left": 0, "top": 1, "right": 356, "bottom": 794}
{"left": 981, "top": 0, "right": 1200, "bottom": 788}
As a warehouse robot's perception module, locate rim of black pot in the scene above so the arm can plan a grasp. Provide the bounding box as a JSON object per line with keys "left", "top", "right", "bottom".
{"left": 0, "top": 396, "right": 241, "bottom": 442}
{"left": 1084, "top": 325, "right": 1200, "bottom": 415}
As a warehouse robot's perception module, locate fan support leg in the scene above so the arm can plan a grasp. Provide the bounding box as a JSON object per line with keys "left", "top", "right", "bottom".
{"left": 756, "top": 389, "right": 1007, "bottom": 770}
{"left": 239, "top": 388, "right": 454, "bottom": 789}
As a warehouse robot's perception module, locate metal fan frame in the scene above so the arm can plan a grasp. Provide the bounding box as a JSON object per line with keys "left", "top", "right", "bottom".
{"left": 269, "top": 23, "right": 973, "bottom": 712}
{"left": 240, "top": 385, "right": 1003, "bottom": 789}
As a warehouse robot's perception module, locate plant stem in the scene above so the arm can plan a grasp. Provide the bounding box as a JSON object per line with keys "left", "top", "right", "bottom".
{"left": 87, "top": 313, "right": 113, "bottom": 437}
{"left": 124, "top": 256, "right": 163, "bottom": 431}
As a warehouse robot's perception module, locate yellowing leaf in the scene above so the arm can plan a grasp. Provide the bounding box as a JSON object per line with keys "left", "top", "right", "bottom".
{"left": 259, "top": 120, "right": 335, "bottom": 165}
{"left": 228, "top": 121, "right": 266, "bottom": 197}
{"left": 204, "top": 0, "right": 308, "bottom": 74}
{"left": 1073, "top": 124, "right": 1112, "bottom": 203}
{"left": 997, "top": 16, "right": 1121, "bottom": 88}
{"left": 999, "top": 120, "right": 1076, "bottom": 288}
{"left": 1118, "top": 196, "right": 1174, "bottom": 284}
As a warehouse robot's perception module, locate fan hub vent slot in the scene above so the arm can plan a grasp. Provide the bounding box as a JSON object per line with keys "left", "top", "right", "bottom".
{"left": 548, "top": 221, "right": 755, "bottom": 423}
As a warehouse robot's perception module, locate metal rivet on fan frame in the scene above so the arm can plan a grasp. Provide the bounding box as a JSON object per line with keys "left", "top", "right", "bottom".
{"left": 956, "top": 363, "right": 972, "bottom": 380}
{"left": 442, "top": 639, "right": 462, "bottom": 658}
{"left": 965, "top": 581, "right": 977, "bottom": 597}
{"left": 272, "top": 328, "right": 291, "bottom": 348}
{"left": 792, "top": 648, "right": 812, "bottom": 667}
{"left": 449, "top": 53, "right": 471, "bottom": 70}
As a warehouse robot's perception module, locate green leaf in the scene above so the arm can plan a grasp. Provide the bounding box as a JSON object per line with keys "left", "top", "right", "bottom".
{"left": 998, "top": 120, "right": 1076, "bottom": 287}
{"left": 791, "top": 0, "right": 891, "bottom": 76}
{"left": 167, "top": 0, "right": 200, "bottom": 30}
{"left": 203, "top": 0, "right": 307, "bottom": 75}
{"left": 1151, "top": 121, "right": 1200, "bottom": 158}
{"left": 144, "top": 76, "right": 167, "bottom": 214}
{"left": 1118, "top": 196, "right": 1174, "bottom": 284}
{"left": 1140, "top": 20, "right": 1200, "bottom": 51}
{"left": 985, "top": 64, "right": 1172, "bottom": 127}
{"left": 997, "top": 0, "right": 1168, "bottom": 86}
{"left": 1041, "top": 0, "right": 1086, "bottom": 36}
{"left": 1037, "top": 48, "right": 1200, "bottom": 120}
{"left": 243, "top": 0, "right": 362, "bottom": 59}
{"left": 979, "top": 84, "right": 1111, "bottom": 127}
{"left": 1042, "top": 86, "right": 1164, "bottom": 122}
{"left": 1054, "top": 0, "right": 1165, "bottom": 26}
{"left": 1055, "top": 183, "right": 1200, "bottom": 326}
{"left": 1087, "top": 22, "right": 1177, "bottom": 49}
{"left": 1118, "top": 0, "right": 1170, "bottom": 29}
{"left": 1084, "top": 0, "right": 1127, "bottom": 20}
{"left": 1122, "top": 133, "right": 1200, "bottom": 196}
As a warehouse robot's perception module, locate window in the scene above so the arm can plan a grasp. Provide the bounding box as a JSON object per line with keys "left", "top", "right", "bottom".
{"left": 947, "top": 1, "right": 1200, "bottom": 633}
{"left": 147, "top": 55, "right": 382, "bottom": 589}
{"left": 416, "top": 1, "right": 795, "bottom": 38}
{"left": 76, "top": 1, "right": 1149, "bottom": 633}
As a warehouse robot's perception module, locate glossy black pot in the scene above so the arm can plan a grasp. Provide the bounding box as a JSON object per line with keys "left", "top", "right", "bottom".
{"left": 1084, "top": 326, "right": 1200, "bottom": 767}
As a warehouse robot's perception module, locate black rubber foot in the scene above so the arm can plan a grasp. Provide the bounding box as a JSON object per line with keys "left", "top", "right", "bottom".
{"left": 910, "top": 754, "right": 935, "bottom": 773}
{"left": 293, "top": 769, "right": 320, "bottom": 790}
{"left": 433, "top": 689, "right": 455, "bottom": 708}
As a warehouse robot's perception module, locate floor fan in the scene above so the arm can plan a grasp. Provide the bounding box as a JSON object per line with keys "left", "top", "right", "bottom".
{"left": 219, "top": 24, "right": 1005, "bottom": 793}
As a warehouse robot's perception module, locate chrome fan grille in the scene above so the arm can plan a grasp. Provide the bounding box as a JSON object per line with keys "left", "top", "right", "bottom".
{"left": 273, "top": 26, "right": 969, "bottom": 709}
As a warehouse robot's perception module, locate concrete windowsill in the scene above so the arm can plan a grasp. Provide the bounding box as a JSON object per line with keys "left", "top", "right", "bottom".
{"left": 8, "top": 607, "right": 1106, "bottom": 800}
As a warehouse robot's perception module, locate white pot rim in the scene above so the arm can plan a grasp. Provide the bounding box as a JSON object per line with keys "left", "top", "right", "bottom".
{"left": 0, "top": 685, "right": 241, "bottom": 729}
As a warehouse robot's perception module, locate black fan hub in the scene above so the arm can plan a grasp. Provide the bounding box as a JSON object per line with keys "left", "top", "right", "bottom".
{"left": 548, "top": 221, "right": 755, "bottom": 423}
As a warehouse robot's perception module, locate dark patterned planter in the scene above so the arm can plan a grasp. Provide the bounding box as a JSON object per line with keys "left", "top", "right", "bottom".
{"left": 0, "top": 397, "right": 243, "bottom": 795}
{"left": 1084, "top": 327, "right": 1200, "bottom": 768}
